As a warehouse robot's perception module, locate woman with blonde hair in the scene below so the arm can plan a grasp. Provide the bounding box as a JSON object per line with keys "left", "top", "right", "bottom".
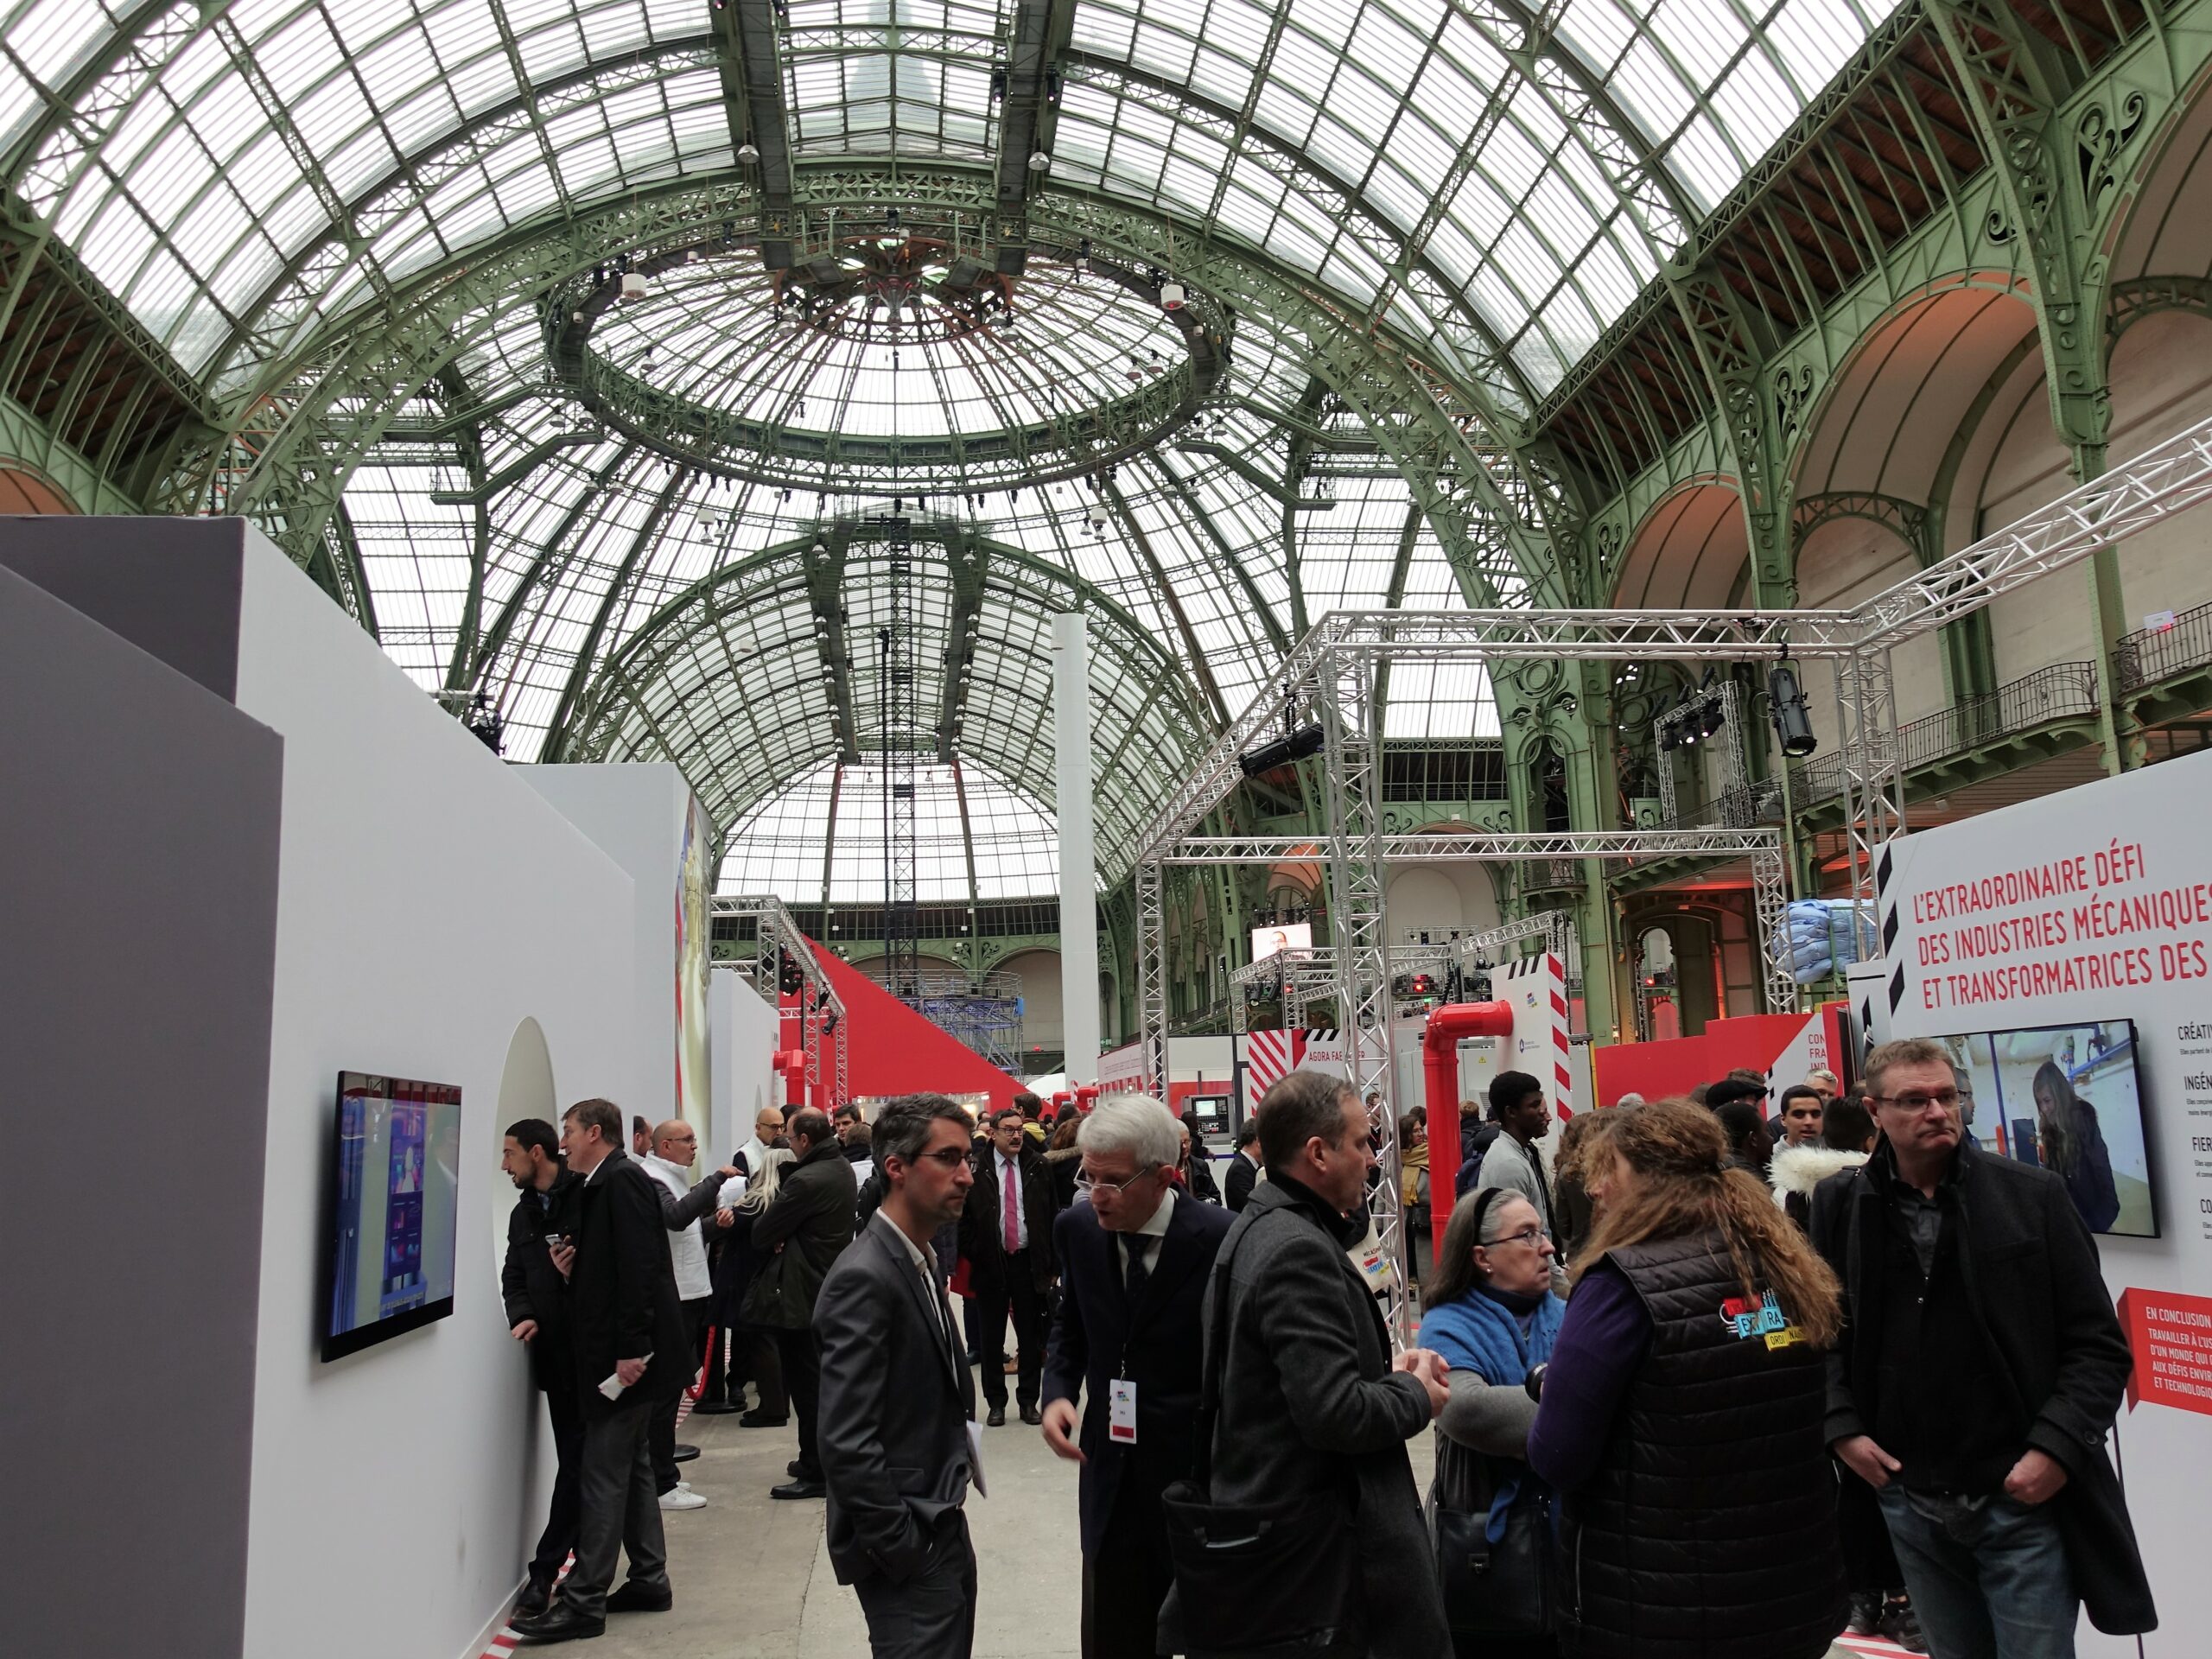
{"left": 1527, "top": 1100, "right": 1845, "bottom": 1659}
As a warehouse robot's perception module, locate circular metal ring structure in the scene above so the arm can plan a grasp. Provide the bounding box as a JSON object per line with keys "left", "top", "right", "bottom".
{"left": 545, "top": 234, "right": 1227, "bottom": 493}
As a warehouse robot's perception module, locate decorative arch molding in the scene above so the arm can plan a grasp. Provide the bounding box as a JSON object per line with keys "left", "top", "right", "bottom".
{"left": 2106, "top": 275, "right": 2212, "bottom": 348}
{"left": 1789, "top": 492, "right": 1935, "bottom": 563}
{"left": 1611, "top": 478, "right": 1750, "bottom": 610}
{"left": 0, "top": 462, "right": 80, "bottom": 514}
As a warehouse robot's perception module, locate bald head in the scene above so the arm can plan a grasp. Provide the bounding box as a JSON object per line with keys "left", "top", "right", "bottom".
{"left": 652, "top": 1118, "right": 699, "bottom": 1166}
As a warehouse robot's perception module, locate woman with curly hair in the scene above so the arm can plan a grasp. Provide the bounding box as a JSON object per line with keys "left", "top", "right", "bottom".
{"left": 1527, "top": 1101, "right": 1846, "bottom": 1659}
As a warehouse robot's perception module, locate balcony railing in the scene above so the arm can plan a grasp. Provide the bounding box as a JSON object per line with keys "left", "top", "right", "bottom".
{"left": 2115, "top": 598, "right": 2212, "bottom": 694}
{"left": 1789, "top": 659, "right": 2101, "bottom": 807}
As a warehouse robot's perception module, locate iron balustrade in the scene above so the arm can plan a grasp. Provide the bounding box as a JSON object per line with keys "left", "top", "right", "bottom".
{"left": 2115, "top": 599, "right": 2212, "bottom": 693}
{"left": 1789, "top": 659, "right": 2101, "bottom": 805}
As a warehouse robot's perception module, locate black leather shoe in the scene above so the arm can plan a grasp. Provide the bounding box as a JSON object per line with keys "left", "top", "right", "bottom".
{"left": 671, "top": 1443, "right": 700, "bottom": 1463}
{"left": 771, "top": 1478, "right": 826, "bottom": 1500}
{"left": 787, "top": 1459, "right": 804, "bottom": 1478}
{"left": 508, "top": 1604, "right": 604, "bottom": 1643}
{"left": 513, "top": 1580, "right": 552, "bottom": 1620}
{"left": 605, "top": 1580, "right": 673, "bottom": 1614}
{"left": 690, "top": 1397, "right": 740, "bottom": 1414}
{"left": 986, "top": 1406, "right": 1006, "bottom": 1427}
{"left": 738, "top": 1410, "right": 788, "bottom": 1428}
{"left": 1020, "top": 1403, "right": 1043, "bottom": 1427}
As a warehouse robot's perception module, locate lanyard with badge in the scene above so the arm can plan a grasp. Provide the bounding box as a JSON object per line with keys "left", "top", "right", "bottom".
{"left": 1109, "top": 1234, "right": 1143, "bottom": 1443}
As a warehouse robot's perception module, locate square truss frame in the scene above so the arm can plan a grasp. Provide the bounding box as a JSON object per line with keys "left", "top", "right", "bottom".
{"left": 1131, "top": 414, "right": 2212, "bottom": 1342}
{"left": 710, "top": 893, "right": 850, "bottom": 1109}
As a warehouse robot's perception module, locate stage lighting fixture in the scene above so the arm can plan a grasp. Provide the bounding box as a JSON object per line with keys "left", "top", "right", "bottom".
{"left": 1656, "top": 719, "right": 1681, "bottom": 753}
{"left": 1698, "top": 700, "right": 1726, "bottom": 739}
{"left": 1236, "top": 722, "right": 1325, "bottom": 776}
{"left": 1160, "top": 280, "right": 1186, "bottom": 309}
{"left": 1768, "top": 662, "right": 1818, "bottom": 757}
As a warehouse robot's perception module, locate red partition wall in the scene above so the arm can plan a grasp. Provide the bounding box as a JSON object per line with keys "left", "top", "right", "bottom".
{"left": 1590, "top": 1011, "right": 1827, "bottom": 1106}
{"left": 810, "top": 947, "right": 1027, "bottom": 1113}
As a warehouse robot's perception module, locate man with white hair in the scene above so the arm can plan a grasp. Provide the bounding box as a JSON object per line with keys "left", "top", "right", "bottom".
{"left": 1039, "top": 1096, "right": 1233, "bottom": 1659}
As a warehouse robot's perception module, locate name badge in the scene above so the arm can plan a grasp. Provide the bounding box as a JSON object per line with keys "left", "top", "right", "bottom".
{"left": 1109, "top": 1378, "right": 1138, "bottom": 1444}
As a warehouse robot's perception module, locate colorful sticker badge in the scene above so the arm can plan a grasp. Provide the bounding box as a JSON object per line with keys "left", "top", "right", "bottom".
{"left": 1720, "top": 1290, "right": 1807, "bottom": 1350}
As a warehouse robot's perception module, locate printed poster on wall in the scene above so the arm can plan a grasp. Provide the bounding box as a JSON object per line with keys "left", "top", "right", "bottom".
{"left": 1877, "top": 745, "right": 2212, "bottom": 1657}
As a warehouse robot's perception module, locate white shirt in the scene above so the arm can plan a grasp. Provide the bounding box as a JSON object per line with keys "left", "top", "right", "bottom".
{"left": 995, "top": 1151, "right": 1029, "bottom": 1250}
{"left": 874, "top": 1212, "right": 957, "bottom": 1357}
{"left": 640, "top": 1154, "right": 713, "bottom": 1301}
{"left": 1120, "top": 1183, "right": 1177, "bottom": 1278}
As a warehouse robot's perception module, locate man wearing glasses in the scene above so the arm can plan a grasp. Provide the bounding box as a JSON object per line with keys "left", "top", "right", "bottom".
{"left": 1039, "top": 1096, "right": 1233, "bottom": 1659}
{"left": 1811, "top": 1037, "right": 2153, "bottom": 1658}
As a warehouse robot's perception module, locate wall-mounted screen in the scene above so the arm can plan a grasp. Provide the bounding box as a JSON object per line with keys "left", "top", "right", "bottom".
{"left": 1936, "top": 1021, "right": 2155, "bottom": 1238}
{"left": 324, "top": 1071, "right": 463, "bottom": 1360}
{"left": 1251, "top": 923, "right": 1313, "bottom": 962}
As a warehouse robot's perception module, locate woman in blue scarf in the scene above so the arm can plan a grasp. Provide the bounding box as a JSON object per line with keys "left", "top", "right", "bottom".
{"left": 1418, "top": 1187, "right": 1566, "bottom": 1657}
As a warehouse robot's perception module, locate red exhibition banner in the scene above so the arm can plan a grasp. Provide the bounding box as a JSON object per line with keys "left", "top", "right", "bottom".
{"left": 2119, "top": 1287, "right": 2212, "bottom": 1415}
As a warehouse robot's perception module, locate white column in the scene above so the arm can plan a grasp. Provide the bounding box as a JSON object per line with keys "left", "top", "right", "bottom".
{"left": 1053, "top": 610, "right": 1101, "bottom": 1084}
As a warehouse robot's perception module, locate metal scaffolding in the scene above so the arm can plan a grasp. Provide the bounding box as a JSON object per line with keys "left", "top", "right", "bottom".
{"left": 710, "top": 893, "right": 850, "bottom": 1109}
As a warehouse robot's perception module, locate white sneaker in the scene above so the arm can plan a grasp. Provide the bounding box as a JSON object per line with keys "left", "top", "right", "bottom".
{"left": 658, "top": 1486, "right": 707, "bottom": 1511}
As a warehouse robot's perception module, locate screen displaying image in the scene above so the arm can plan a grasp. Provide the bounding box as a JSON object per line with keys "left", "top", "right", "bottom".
{"left": 1934, "top": 1021, "right": 2156, "bottom": 1238}
{"left": 325, "top": 1071, "right": 463, "bottom": 1360}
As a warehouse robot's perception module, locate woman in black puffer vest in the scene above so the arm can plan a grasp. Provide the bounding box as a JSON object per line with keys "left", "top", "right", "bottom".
{"left": 1528, "top": 1101, "right": 1847, "bottom": 1659}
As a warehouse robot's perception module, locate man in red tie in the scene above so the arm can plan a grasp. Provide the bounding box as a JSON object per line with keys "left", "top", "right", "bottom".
{"left": 961, "top": 1107, "right": 1056, "bottom": 1427}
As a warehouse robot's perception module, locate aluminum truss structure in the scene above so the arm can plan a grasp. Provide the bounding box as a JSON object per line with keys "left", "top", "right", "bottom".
{"left": 1652, "top": 679, "right": 1746, "bottom": 823}
{"left": 876, "top": 517, "right": 921, "bottom": 1007}
{"left": 709, "top": 893, "right": 850, "bottom": 1110}
{"left": 1456, "top": 909, "right": 1581, "bottom": 1010}
{"left": 1229, "top": 944, "right": 1459, "bottom": 1035}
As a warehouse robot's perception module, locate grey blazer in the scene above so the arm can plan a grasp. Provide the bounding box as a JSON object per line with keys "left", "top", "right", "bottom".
{"left": 815, "top": 1211, "right": 977, "bottom": 1586}
{"left": 1196, "top": 1179, "right": 1449, "bottom": 1659}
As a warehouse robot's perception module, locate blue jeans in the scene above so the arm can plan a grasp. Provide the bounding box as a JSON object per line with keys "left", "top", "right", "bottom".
{"left": 1877, "top": 1485, "right": 2078, "bottom": 1659}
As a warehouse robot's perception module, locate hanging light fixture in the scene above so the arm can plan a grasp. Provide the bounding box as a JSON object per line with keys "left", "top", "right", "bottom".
{"left": 1768, "top": 660, "right": 1818, "bottom": 757}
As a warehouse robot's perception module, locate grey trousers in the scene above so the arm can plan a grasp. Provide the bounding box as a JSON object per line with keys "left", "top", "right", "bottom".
{"left": 560, "top": 1395, "right": 669, "bottom": 1619}
{"left": 852, "top": 1509, "right": 976, "bottom": 1659}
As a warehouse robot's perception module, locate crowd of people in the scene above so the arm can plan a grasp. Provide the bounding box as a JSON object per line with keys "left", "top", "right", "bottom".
{"left": 492, "top": 1041, "right": 2153, "bottom": 1659}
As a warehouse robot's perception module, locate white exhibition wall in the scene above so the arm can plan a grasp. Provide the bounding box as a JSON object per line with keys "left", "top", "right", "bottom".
{"left": 709, "top": 966, "right": 782, "bottom": 1161}
{"left": 1881, "top": 748, "right": 2212, "bottom": 1656}
{"left": 524, "top": 763, "right": 714, "bottom": 1159}
{"left": 230, "top": 531, "right": 639, "bottom": 1659}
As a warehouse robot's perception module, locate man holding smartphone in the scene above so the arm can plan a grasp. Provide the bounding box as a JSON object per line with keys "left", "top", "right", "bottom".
{"left": 512, "top": 1098, "right": 689, "bottom": 1645}
{"left": 499, "top": 1120, "right": 584, "bottom": 1618}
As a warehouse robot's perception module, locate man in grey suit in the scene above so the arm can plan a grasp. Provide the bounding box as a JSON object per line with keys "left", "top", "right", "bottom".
{"left": 1172, "top": 1068, "right": 1452, "bottom": 1659}
{"left": 815, "top": 1094, "right": 981, "bottom": 1659}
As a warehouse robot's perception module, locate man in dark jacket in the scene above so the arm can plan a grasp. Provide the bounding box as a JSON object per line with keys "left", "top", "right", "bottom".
{"left": 747, "top": 1107, "right": 857, "bottom": 1500}
{"left": 499, "top": 1119, "right": 585, "bottom": 1618}
{"left": 1813, "top": 1037, "right": 2155, "bottom": 1655}
{"left": 1223, "top": 1117, "right": 1262, "bottom": 1211}
{"left": 962, "top": 1106, "right": 1058, "bottom": 1427}
{"left": 1041, "top": 1096, "right": 1232, "bottom": 1659}
{"left": 512, "top": 1098, "right": 689, "bottom": 1644}
{"left": 1160, "top": 1070, "right": 1451, "bottom": 1659}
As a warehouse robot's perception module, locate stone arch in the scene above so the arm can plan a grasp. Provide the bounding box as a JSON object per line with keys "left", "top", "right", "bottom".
{"left": 487, "top": 1018, "right": 557, "bottom": 1281}
{"left": 1610, "top": 480, "right": 1748, "bottom": 610}
{"left": 0, "top": 463, "right": 78, "bottom": 513}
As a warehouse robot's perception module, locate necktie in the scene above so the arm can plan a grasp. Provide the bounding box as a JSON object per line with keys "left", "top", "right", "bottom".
{"left": 1002, "top": 1157, "right": 1020, "bottom": 1255}
{"left": 1123, "top": 1234, "right": 1151, "bottom": 1306}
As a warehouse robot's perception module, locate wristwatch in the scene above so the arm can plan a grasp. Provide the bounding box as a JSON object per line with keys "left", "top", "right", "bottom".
{"left": 1524, "top": 1363, "right": 1548, "bottom": 1402}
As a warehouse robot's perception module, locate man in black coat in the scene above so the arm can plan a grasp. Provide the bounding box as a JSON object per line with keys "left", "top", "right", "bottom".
{"left": 511, "top": 1098, "right": 690, "bottom": 1645}
{"left": 1222, "top": 1117, "right": 1262, "bottom": 1211}
{"left": 744, "top": 1107, "right": 858, "bottom": 1500}
{"left": 499, "top": 1119, "right": 585, "bottom": 1618}
{"left": 1813, "top": 1038, "right": 2155, "bottom": 1654}
{"left": 963, "top": 1106, "right": 1058, "bottom": 1427}
{"left": 1160, "top": 1069, "right": 1451, "bottom": 1659}
{"left": 1040, "top": 1096, "right": 1232, "bottom": 1659}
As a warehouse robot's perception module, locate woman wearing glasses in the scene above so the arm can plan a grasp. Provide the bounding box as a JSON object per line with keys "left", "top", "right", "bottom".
{"left": 1526, "top": 1101, "right": 1847, "bottom": 1659}
{"left": 1417, "top": 1187, "right": 1567, "bottom": 1656}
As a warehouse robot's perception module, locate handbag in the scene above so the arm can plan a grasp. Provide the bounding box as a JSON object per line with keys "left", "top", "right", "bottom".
{"left": 739, "top": 1241, "right": 806, "bottom": 1329}
{"left": 1427, "top": 1431, "right": 1554, "bottom": 1636}
{"left": 1160, "top": 1224, "right": 1363, "bottom": 1656}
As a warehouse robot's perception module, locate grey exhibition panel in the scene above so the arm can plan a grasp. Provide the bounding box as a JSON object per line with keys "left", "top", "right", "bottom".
{"left": 0, "top": 553, "right": 283, "bottom": 1659}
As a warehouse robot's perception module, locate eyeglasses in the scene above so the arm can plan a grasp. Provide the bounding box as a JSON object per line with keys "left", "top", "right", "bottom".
{"left": 1872, "top": 1090, "right": 1961, "bottom": 1112}
{"left": 1487, "top": 1225, "right": 1550, "bottom": 1249}
{"left": 1075, "top": 1166, "right": 1156, "bottom": 1195}
{"left": 913, "top": 1147, "right": 972, "bottom": 1168}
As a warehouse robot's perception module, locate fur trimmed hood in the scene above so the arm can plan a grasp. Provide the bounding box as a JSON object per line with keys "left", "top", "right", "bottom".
{"left": 1767, "top": 1143, "right": 1868, "bottom": 1204}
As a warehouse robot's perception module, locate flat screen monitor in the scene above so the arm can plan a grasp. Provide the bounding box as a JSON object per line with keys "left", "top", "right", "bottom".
{"left": 323, "top": 1071, "right": 463, "bottom": 1360}
{"left": 1934, "top": 1020, "right": 2156, "bottom": 1238}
